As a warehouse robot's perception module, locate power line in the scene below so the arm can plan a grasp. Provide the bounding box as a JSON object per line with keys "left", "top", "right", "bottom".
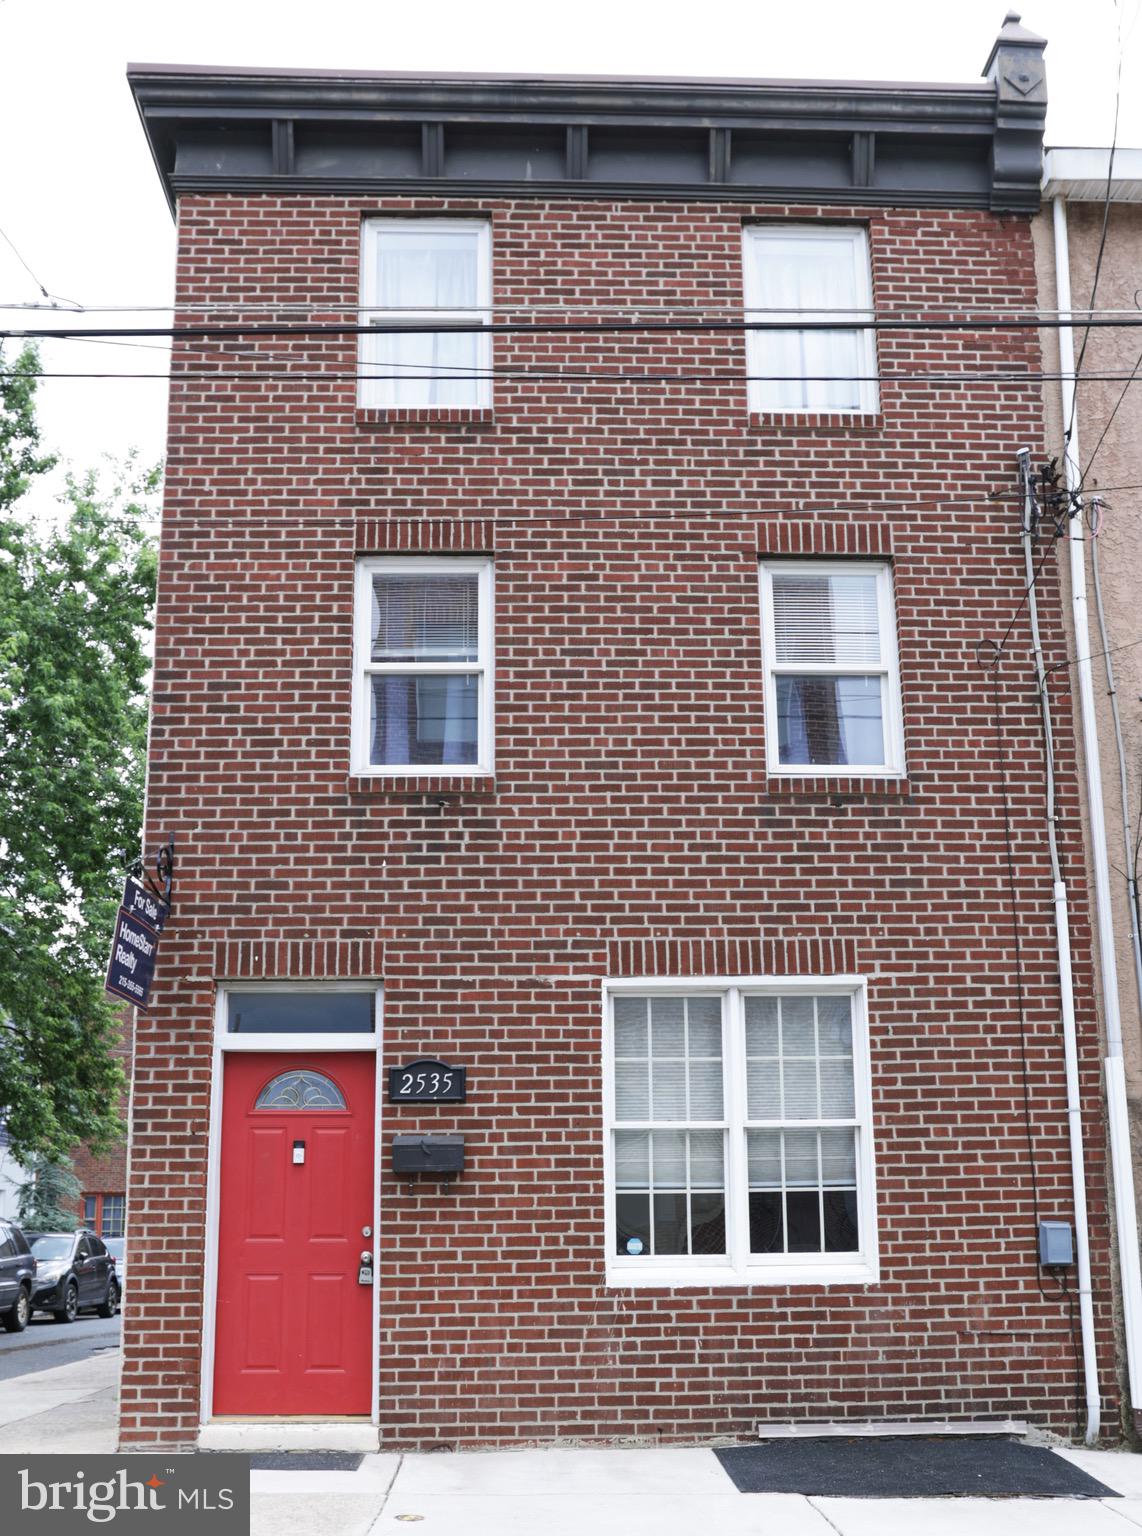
{"left": 1077, "top": 347, "right": 1142, "bottom": 495}
{"left": 9, "top": 300, "right": 1142, "bottom": 318}
{"left": 1063, "top": 0, "right": 1126, "bottom": 454}
{"left": 0, "top": 226, "right": 51, "bottom": 302}
{"left": 6, "top": 365, "right": 1142, "bottom": 388}
{"left": 0, "top": 225, "right": 81, "bottom": 311}
{"left": 12, "top": 316, "right": 1142, "bottom": 344}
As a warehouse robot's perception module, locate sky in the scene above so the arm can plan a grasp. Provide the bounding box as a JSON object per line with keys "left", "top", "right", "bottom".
{"left": 1, "top": 0, "right": 1140, "bottom": 508}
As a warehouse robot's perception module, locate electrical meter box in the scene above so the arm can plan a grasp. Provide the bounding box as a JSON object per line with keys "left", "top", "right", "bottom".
{"left": 1039, "top": 1220, "right": 1074, "bottom": 1266}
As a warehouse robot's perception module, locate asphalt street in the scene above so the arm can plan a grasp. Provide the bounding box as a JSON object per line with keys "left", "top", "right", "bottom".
{"left": 0, "top": 1313, "right": 120, "bottom": 1381}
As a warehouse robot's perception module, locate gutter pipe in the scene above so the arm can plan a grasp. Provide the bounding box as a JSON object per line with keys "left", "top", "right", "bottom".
{"left": 1051, "top": 193, "right": 1142, "bottom": 1437}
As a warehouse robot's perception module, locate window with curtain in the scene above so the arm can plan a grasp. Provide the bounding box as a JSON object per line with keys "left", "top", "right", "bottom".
{"left": 360, "top": 219, "right": 491, "bottom": 408}
{"left": 606, "top": 984, "right": 876, "bottom": 1284}
{"left": 742, "top": 225, "right": 877, "bottom": 414}
{"left": 353, "top": 557, "right": 493, "bottom": 773}
{"left": 760, "top": 561, "right": 904, "bottom": 775}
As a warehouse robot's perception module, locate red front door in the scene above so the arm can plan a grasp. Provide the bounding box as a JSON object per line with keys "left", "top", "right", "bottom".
{"left": 213, "top": 1052, "right": 375, "bottom": 1417}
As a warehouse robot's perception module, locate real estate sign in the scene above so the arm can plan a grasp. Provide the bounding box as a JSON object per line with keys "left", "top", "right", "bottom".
{"left": 104, "top": 878, "right": 169, "bottom": 1010}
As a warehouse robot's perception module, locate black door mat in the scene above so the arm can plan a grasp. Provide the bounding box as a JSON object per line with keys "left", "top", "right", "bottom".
{"left": 248, "top": 1452, "right": 364, "bottom": 1471}
{"left": 715, "top": 1438, "right": 1118, "bottom": 1498}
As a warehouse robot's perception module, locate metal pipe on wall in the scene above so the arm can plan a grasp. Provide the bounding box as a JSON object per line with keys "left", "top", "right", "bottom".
{"left": 1018, "top": 448, "right": 1101, "bottom": 1444}
{"left": 1051, "top": 193, "right": 1142, "bottom": 1435}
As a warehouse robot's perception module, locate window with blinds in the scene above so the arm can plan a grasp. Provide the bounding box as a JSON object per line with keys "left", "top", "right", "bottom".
{"left": 760, "top": 561, "right": 904, "bottom": 776}
{"left": 612, "top": 995, "right": 727, "bottom": 1259}
{"left": 359, "top": 219, "right": 491, "bottom": 409}
{"left": 742, "top": 224, "right": 878, "bottom": 415}
{"left": 606, "top": 983, "right": 876, "bottom": 1285}
{"left": 353, "top": 557, "right": 493, "bottom": 774}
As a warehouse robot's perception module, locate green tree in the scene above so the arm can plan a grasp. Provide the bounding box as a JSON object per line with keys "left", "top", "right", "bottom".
{"left": 0, "top": 344, "right": 158, "bottom": 1161}
{"left": 16, "top": 1153, "right": 82, "bottom": 1231}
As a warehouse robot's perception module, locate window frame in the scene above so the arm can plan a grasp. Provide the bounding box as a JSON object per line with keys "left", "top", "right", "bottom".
{"left": 759, "top": 559, "right": 905, "bottom": 779}
{"left": 742, "top": 223, "right": 878, "bottom": 417}
{"left": 351, "top": 555, "right": 495, "bottom": 778}
{"left": 359, "top": 217, "right": 492, "bottom": 410}
{"left": 82, "top": 1193, "right": 126, "bottom": 1240}
{"left": 602, "top": 975, "right": 878, "bottom": 1288}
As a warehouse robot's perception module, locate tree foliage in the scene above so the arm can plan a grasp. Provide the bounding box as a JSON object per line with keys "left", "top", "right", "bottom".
{"left": 0, "top": 344, "right": 158, "bottom": 1161}
{"left": 16, "top": 1153, "right": 82, "bottom": 1232}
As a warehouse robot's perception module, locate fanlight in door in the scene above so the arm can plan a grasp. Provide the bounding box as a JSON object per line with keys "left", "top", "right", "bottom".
{"left": 254, "top": 1069, "right": 347, "bottom": 1111}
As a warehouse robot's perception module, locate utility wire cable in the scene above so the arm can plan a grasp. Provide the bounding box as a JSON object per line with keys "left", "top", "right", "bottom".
{"left": 1063, "top": 1, "right": 1125, "bottom": 454}
{"left": 9, "top": 299, "right": 1142, "bottom": 317}
{"left": 14, "top": 316, "right": 1142, "bottom": 343}
{"left": 0, "top": 225, "right": 81, "bottom": 311}
{"left": 7, "top": 366, "right": 1142, "bottom": 387}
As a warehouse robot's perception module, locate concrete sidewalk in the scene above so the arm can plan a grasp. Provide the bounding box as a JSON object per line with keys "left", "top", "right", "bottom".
{"left": 258, "top": 1444, "right": 1142, "bottom": 1536}
{"left": 0, "top": 1347, "right": 119, "bottom": 1454}
{"left": 2, "top": 1352, "right": 1142, "bottom": 1535}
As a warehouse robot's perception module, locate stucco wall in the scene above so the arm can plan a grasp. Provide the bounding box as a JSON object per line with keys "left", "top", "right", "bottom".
{"left": 1034, "top": 200, "right": 1142, "bottom": 1221}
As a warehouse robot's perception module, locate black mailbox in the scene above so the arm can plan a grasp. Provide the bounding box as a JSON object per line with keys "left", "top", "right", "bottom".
{"left": 391, "top": 1134, "right": 465, "bottom": 1176}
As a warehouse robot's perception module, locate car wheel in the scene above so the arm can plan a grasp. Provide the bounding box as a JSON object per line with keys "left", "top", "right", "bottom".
{"left": 2, "top": 1287, "right": 30, "bottom": 1333}
{"left": 97, "top": 1280, "right": 119, "bottom": 1319}
{"left": 53, "top": 1282, "right": 78, "bottom": 1324}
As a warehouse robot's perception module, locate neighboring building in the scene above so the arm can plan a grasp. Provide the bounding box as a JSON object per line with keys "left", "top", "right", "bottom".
{"left": 120, "top": 17, "right": 1137, "bottom": 1450}
{"left": 1035, "top": 149, "right": 1142, "bottom": 1299}
{"left": 0, "top": 1123, "right": 26, "bottom": 1224}
{"left": 71, "top": 1009, "right": 134, "bottom": 1239}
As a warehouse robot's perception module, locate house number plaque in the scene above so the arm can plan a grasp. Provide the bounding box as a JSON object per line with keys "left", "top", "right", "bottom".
{"left": 388, "top": 1058, "right": 466, "bottom": 1104}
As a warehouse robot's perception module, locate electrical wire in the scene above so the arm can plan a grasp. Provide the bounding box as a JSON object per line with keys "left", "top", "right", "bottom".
{"left": 981, "top": 652, "right": 1055, "bottom": 1306}
{"left": 0, "top": 225, "right": 82, "bottom": 311}
{"left": 12, "top": 316, "right": 1142, "bottom": 344}
{"left": 8, "top": 366, "right": 1142, "bottom": 388}
{"left": 9, "top": 299, "right": 1142, "bottom": 317}
{"left": 1063, "top": 0, "right": 1126, "bottom": 455}
{"left": 1075, "top": 298, "right": 1142, "bottom": 495}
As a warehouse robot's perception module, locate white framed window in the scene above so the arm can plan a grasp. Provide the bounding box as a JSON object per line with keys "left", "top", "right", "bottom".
{"left": 759, "top": 560, "right": 905, "bottom": 777}
{"left": 359, "top": 219, "right": 491, "bottom": 409}
{"left": 352, "top": 557, "right": 493, "bottom": 775}
{"left": 603, "top": 977, "right": 877, "bottom": 1287}
{"left": 743, "top": 225, "right": 878, "bottom": 414}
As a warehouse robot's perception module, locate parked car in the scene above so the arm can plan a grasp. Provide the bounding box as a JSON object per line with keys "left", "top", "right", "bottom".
{"left": 104, "top": 1238, "right": 125, "bottom": 1297}
{"left": 26, "top": 1231, "right": 119, "bottom": 1323}
{"left": 0, "top": 1220, "right": 36, "bottom": 1333}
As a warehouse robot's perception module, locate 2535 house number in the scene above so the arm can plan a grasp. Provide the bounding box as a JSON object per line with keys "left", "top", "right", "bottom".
{"left": 388, "top": 1058, "right": 466, "bottom": 1103}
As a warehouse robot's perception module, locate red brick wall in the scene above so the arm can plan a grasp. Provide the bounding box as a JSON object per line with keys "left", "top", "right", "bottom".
{"left": 119, "top": 194, "right": 1116, "bottom": 1447}
{"left": 72, "top": 1008, "right": 132, "bottom": 1221}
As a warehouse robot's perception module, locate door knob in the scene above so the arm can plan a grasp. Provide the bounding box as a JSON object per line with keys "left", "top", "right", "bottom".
{"left": 359, "top": 1250, "right": 373, "bottom": 1266}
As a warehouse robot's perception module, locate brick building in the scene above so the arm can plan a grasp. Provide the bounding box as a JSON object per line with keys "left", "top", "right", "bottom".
{"left": 120, "top": 16, "right": 1139, "bottom": 1449}
{"left": 71, "top": 1009, "right": 132, "bottom": 1239}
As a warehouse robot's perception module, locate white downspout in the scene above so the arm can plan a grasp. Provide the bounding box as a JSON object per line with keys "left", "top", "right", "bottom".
{"left": 1052, "top": 192, "right": 1142, "bottom": 1435}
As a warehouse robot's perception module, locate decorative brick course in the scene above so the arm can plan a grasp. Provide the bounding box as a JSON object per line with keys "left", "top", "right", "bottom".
{"left": 120, "top": 192, "right": 1115, "bottom": 1450}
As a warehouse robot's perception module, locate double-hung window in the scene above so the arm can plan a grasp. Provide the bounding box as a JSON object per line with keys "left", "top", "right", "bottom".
{"left": 360, "top": 219, "right": 491, "bottom": 409}
{"left": 605, "top": 980, "right": 877, "bottom": 1286}
{"left": 743, "top": 225, "right": 877, "bottom": 415}
{"left": 759, "top": 561, "right": 905, "bottom": 776}
{"left": 352, "top": 557, "right": 493, "bottom": 775}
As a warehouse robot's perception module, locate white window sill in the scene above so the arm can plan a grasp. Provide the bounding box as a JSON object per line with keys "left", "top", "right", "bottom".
{"left": 350, "top": 768, "right": 494, "bottom": 779}
{"left": 346, "top": 770, "right": 496, "bottom": 796}
{"left": 766, "top": 767, "right": 906, "bottom": 780}
{"left": 605, "top": 1261, "right": 879, "bottom": 1289}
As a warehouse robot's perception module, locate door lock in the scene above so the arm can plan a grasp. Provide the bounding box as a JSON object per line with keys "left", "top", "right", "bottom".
{"left": 357, "top": 1250, "right": 373, "bottom": 1286}
{"left": 361, "top": 1225, "right": 372, "bottom": 1238}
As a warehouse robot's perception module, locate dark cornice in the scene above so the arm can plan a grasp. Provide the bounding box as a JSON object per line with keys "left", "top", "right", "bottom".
{"left": 128, "top": 28, "right": 1047, "bottom": 218}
